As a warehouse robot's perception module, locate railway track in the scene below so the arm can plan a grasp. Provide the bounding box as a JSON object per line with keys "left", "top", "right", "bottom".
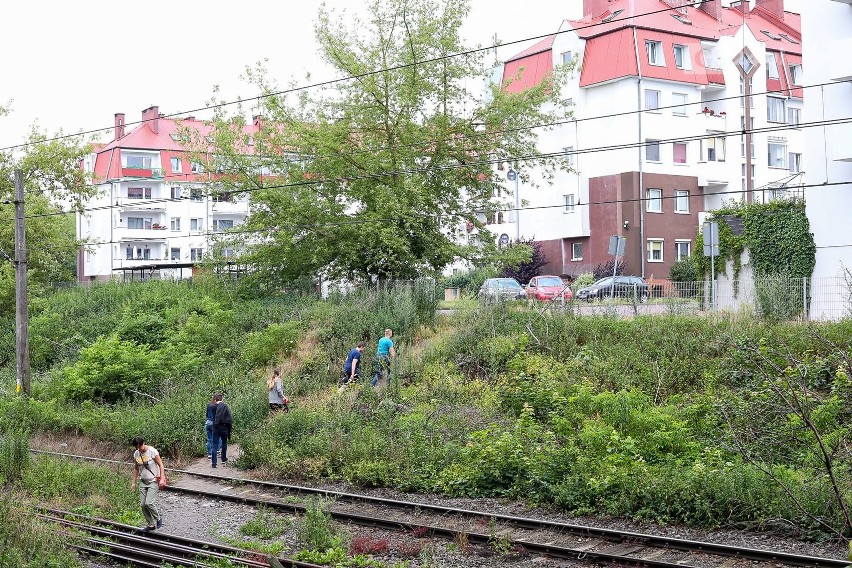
{"left": 40, "top": 508, "right": 324, "bottom": 568}
{"left": 33, "top": 449, "right": 850, "bottom": 568}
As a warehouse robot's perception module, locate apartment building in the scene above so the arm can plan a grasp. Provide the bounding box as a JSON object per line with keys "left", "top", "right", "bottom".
{"left": 803, "top": 0, "right": 852, "bottom": 319}
{"left": 77, "top": 106, "right": 257, "bottom": 281}
{"left": 484, "top": 0, "right": 804, "bottom": 279}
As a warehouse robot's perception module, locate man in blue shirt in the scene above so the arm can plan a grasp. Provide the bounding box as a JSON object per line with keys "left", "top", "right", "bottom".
{"left": 372, "top": 328, "right": 396, "bottom": 387}
{"left": 341, "top": 341, "right": 367, "bottom": 388}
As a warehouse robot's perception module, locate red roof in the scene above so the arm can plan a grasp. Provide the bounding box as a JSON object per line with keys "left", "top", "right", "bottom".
{"left": 502, "top": 35, "right": 556, "bottom": 93}
{"left": 504, "top": 0, "right": 801, "bottom": 90}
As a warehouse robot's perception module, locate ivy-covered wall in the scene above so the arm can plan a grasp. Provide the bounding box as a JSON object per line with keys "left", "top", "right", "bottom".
{"left": 694, "top": 199, "right": 816, "bottom": 280}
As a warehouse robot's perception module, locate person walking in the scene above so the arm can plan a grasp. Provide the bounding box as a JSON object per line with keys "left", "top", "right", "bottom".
{"left": 130, "top": 436, "right": 166, "bottom": 532}
{"left": 268, "top": 367, "right": 289, "bottom": 412}
{"left": 211, "top": 393, "right": 232, "bottom": 468}
{"left": 205, "top": 395, "right": 220, "bottom": 458}
{"left": 340, "top": 341, "right": 366, "bottom": 391}
{"left": 371, "top": 329, "right": 396, "bottom": 387}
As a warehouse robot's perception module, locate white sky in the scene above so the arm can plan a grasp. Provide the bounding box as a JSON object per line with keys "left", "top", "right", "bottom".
{"left": 0, "top": 0, "right": 801, "bottom": 151}
{"left": 0, "top": 0, "right": 582, "bottom": 150}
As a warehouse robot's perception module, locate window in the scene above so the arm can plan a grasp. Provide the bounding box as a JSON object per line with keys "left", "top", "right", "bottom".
{"left": 170, "top": 218, "right": 181, "bottom": 231}
{"left": 702, "top": 137, "right": 726, "bottom": 162}
{"left": 127, "top": 187, "right": 151, "bottom": 200}
{"left": 213, "top": 219, "right": 234, "bottom": 230}
{"left": 675, "top": 240, "right": 691, "bottom": 261}
{"left": 563, "top": 194, "right": 575, "bottom": 213}
{"left": 125, "top": 247, "right": 133, "bottom": 260}
{"left": 600, "top": 9, "right": 623, "bottom": 23}
{"left": 190, "top": 248, "right": 203, "bottom": 261}
{"left": 672, "top": 93, "right": 687, "bottom": 116}
{"left": 644, "top": 89, "right": 660, "bottom": 111}
{"left": 127, "top": 217, "right": 152, "bottom": 229}
{"left": 125, "top": 155, "right": 152, "bottom": 169}
{"left": 789, "top": 64, "right": 802, "bottom": 84}
{"left": 787, "top": 107, "right": 801, "bottom": 126}
{"left": 561, "top": 51, "right": 572, "bottom": 65}
{"left": 767, "top": 97, "right": 785, "bottom": 123}
{"left": 170, "top": 247, "right": 181, "bottom": 261}
{"left": 190, "top": 161, "right": 204, "bottom": 173}
{"left": 143, "top": 248, "right": 151, "bottom": 260}
{"left": 190, "top": 218, "right": 203, "bottom": 231}
{"left": 673, "top": 142, "right": 687, "bottom": 164}
{"left": 646, "top": 41, "right": 664, "bottom": 66}
{"left": 765, "top": 53, "right": 779, "bottom": 79}
{"left": 737, "top": 52, "right": 754, "bottom": 74}
{"left": 564, "top": 146, "right": 575, "bottom": 166}
{"left": 170, "top": 157, "right": 182, "bottom": 173}
{"left": 571, "top": 242, "right": 583, "bottom": 260}
{"left": 673, "top": 44, "right": 689, "bottom": 69}
{"left": 212, "top": 191, "right": 233, "bottom": 203}
{"left": 646, "top": 188, "right": 662, "bottom": 212}
{"left": 788, "top": 152, "right": 802, "bottom": 173}
{"left": 739, "top": 76, "right": 754, "bottom": 108}
{"left": 171, "top": 187, "right": 182, "bottom": 199}
{"left": 646, "top": 139, "right": 661, "bottom": 162}
{"left": 647, "top": 239, "right": 664, "bottom": 262}
{"left": 190, "top": 188, "right": 203, "bottom": 201}
{"left": 223, "top": 248, "right": 235, "bottom": 258}
{"left": 768, "top": 143, "right": 786, "bottom": 168}
{"left": 674, "top": 190, "right": 689, "bottom": 213}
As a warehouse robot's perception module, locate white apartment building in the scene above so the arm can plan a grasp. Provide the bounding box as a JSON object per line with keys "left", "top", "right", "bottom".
{"left": 803, "top": 0, "right": 852, "bottom": 319}
{"left": 485, "top": 0, "right": 805, "bottom": 279}
{"left": 77, "top": 106, "right": 256, "bottom": 281}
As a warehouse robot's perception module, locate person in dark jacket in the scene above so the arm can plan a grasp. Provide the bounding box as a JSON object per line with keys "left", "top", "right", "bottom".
{"left": 205, "top": 395, "right": 220, "bottom": 458}
{"left": 211, "top": 393, "right": 232, "bottom": 468}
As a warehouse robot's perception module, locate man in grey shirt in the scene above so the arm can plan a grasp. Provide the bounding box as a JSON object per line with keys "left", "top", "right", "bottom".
{"left": 131, "top": 436, "right": 167, "bottom": 531}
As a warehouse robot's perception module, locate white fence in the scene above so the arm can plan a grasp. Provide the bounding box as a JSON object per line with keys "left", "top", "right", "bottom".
{"left": 571, "top": 276, "right": 852, "bottom": 321}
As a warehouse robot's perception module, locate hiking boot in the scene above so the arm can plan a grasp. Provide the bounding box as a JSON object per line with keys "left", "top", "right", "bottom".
{"left": 156, "top": 520, "right": 163, "bottom": 529}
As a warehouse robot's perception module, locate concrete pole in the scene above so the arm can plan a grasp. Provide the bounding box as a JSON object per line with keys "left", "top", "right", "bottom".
{"left": 14, "top": 169, "right": 31, "bottom": 396}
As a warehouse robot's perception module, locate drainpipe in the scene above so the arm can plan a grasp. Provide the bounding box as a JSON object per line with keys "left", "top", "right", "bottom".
{"left": 632, "top": 21, "right": 646, "bottom": 278}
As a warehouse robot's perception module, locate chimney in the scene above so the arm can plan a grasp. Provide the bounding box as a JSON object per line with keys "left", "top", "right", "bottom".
{"left": 142, "top": 105, "right": 159, "bottom": 134}
{"left": 583, "top": 0, "right": 616, "bottom": 18}
{"left": 114, "top": 113, "right": 125, "bottom": 141}
{"left": 731, "top": 1, "right": 750, "bottom": 14}
{"left": 755, "top": 0, "right": 784, "bottom": 20}
{"left": 699, "top": 0, "right": 723, "bottom": 21}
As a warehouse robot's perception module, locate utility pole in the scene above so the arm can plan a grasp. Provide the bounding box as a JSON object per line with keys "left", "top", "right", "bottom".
{"left": 14, "top": 169, "right": 30, "bottom": 396}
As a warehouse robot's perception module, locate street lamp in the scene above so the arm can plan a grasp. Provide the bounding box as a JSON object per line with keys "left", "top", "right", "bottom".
{"left": 506, "top": 168, "right": 519, "bottom": 241}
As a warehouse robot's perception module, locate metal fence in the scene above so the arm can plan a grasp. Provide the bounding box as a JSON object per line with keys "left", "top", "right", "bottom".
{"left": 569, "top": 276, "right": 852, "bottom": 321}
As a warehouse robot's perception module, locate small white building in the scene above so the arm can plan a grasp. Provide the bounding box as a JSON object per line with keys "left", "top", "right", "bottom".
{"left": 803, "top": 0, "right": 852, "bottom": 319}
{"left": 77, "top": 106, "right": 258, "bottom": 281}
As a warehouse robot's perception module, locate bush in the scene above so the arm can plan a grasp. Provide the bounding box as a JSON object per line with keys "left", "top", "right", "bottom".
{"left": 241, "top": 321, "right": 301, "bottom": 367}
{"left": 593, "top": 259, "right": 625, "bottom": 280}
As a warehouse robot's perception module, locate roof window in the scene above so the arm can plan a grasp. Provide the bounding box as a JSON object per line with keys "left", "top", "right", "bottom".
{"left": 671, "top": 13, "right": 692, "bottom": 25}
{"left": 761, "top": 30, "right": 781, "bottom": 40}
{"left": 779, "top": 33, "right": 800, "bottom": 44}
{"left": 169, "top": 133, "right": 181, "bottom": 141}
{"left": 600, "top": 9, "right": 624, "bottom": 23}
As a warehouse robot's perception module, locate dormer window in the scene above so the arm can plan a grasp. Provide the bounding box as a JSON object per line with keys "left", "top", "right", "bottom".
{"left": 600, "top": 9, "right": 623, "bottom": 23}
{"left": 646, "top": 40, "right": 665, "bottom": 66}
{"left": 673, "top": 45, "right": 690, "bottom": 70}
{"left": 789, "top": 64, "right": 803, "bottom": 85}
{"left": 766, "top": 53, "right": 779, "bottom": 79}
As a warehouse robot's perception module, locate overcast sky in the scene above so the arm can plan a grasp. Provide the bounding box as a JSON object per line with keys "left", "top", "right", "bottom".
{"left": 0, "top": 0, "right": 801, "bottom": 151}
{"left": 0, "top": 0, "right": 584, "bottom": 150}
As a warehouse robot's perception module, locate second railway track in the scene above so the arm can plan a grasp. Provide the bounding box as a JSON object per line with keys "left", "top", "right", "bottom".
{"left": 33, "top": 448, "right": 850, "bottom": 568}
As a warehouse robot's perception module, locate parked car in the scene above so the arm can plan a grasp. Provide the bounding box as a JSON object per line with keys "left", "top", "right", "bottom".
{"left": 526, "top": 275, "right": 573, "bottom": 302}
{"left": 478, "top": 278, "right": 527, "bottom": 303}
{"left": 575, "top": 276, "right": 649, "bottom": 301}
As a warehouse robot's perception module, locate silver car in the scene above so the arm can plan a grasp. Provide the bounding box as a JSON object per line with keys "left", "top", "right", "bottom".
{"left": 478, "top": 278, "right": 527, "bottom": 303}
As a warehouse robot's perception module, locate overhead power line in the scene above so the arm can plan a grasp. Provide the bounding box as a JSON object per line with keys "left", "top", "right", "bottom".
{"left": 0, "top": 0, "right": 709, "bottom": 153}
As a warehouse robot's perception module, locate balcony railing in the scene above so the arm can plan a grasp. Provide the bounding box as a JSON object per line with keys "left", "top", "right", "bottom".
{"left": 122, "top": 167, "right": 164, "bottom": 179}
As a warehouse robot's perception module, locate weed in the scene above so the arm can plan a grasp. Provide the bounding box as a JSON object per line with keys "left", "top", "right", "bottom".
{"left": 0, "top": 429, "right": 30, "bottom": 484}
{"left": 295, "top": 497, "right": 344, "bottom": 551}
{"left": 239, "top": 506, "right": 291, "bottom": 540}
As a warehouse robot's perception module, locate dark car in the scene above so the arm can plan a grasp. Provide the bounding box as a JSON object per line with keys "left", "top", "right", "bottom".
{"left": 576, "top": 276, "right": 648, "bottom": 301}
{"left": 526, "top": 275, "right": 573, "bottom": 302}
{"left": 478, "top": 278, "right": 527, "bottom": 303}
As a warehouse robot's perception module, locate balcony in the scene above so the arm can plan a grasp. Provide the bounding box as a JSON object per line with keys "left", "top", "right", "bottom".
{"left": 697, "top": 160, "right": 730, "bottom": 187}
{"left": 117, "top": 197, "right": 166, "bottom": 211}
{"left": 210, "top": 199, "right": 249, "bottom": 214}
{"left": 117, "top": 226, "right": 169, "bottom": 241}
{"left": 122, "top": 167, "right": 164, "bottom": 179}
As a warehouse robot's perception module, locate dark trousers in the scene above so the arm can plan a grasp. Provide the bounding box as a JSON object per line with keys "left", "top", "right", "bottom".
{"left": 212, "top": 428, "right": 229, "bottom": 466}
{"left": 372, "top": 355, "right": 391, "bottom": 386}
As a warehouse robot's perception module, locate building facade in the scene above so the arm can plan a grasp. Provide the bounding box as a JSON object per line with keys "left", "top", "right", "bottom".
{"left": 486, "top": 0, "right": 804, "bottom": 279}
{"left": 803, "top": 0, "right": 852, "bottom": 319}
{"left": 77, "top": 106, "right": 257, "bottom": 281}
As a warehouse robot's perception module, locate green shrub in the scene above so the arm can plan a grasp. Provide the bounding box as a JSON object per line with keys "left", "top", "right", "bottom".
{"left": 241, "top": 321, "right": 300, "bottom": 367}
{"left": 0, "top": 494, "right": 77, "bottom": 568}
{"left": 0, "top": 429, "right": 30, "bottom": 485}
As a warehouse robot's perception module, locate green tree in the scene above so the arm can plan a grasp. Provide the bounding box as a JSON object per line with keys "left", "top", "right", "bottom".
{"left": 0, "top": 126, "right": 96, "bottom": 315}
{"left": 204, "top": 0, "right": 571, "bottom": 285}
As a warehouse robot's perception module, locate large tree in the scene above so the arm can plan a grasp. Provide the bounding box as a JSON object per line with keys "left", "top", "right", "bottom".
{"left": 206, "top": 0, "right": 571, "bottom": 284}
{"left": 0, "top": 124, "right": 96, "bottom": 316}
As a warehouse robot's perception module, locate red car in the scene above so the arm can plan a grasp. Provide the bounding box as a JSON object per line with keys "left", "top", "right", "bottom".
{"left": 526, "top": 275, "right": 572, "bottom": 302}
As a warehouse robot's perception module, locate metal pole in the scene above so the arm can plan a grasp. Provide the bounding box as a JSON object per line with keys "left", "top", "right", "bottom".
{"left": 710, "top": 251, "right": 716, "bottom": 312}
{"left": 14, "top": 169, "right": 31, "bottom": 396}
{"left": 514, "top": 174, "right": 520, "bottom": 241}
{"left": 802, "top": 277, "right": 808, "bottom": 321}
{"left": 612, "top": 247, "right": 619, "bottom": 300}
